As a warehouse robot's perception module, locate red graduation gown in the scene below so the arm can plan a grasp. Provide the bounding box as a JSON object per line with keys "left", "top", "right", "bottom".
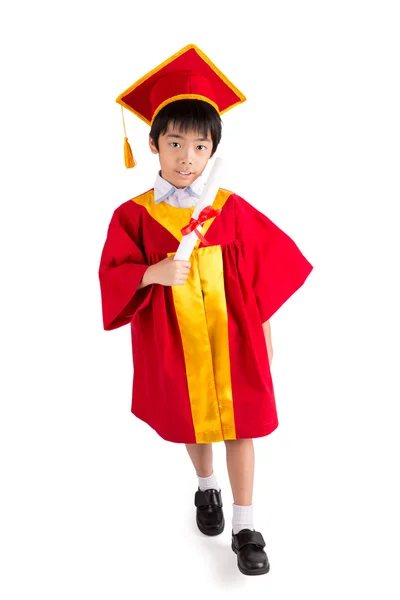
{"left": 99, "top": 188, "right": 313, "bottom": 444}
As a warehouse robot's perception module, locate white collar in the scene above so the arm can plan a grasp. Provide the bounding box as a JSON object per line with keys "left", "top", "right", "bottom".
{"left": 154, "top": 171, "right": 205, "bottom": 204}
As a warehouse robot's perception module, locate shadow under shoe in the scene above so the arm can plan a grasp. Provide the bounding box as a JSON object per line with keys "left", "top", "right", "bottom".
{"left": 194, "top": 488, "right": 225, "bottom": 536}
{"left": 231, "top": 528, "right": 270, "bottom": 575}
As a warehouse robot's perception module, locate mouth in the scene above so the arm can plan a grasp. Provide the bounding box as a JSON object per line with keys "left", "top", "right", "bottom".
{"left": 176, "top": 171, "right": 193, "bottom": 177}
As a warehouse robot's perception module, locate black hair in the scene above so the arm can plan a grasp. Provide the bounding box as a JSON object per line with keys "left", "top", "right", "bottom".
{"left": 149, "top": 99, "right": 222, "bottom": 157}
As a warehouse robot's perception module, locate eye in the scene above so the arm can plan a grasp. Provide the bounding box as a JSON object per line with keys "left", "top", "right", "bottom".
{"left": 197, "top": 145, "right": 207, "bottom": 151}
{"left": 170, "top": 142, "right": 181, "bottom": 148}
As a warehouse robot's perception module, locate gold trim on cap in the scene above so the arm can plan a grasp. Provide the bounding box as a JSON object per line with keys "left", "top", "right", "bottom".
{"left": 116, "top": 43, "right": 246, "bottom": 125}
{"left": 150, "top": 94, "right": 220, "bottom": 125}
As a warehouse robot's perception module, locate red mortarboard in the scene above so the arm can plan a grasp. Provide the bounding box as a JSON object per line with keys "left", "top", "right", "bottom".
{"left": 116, "top": 43, "right": 246, "bottom": 168}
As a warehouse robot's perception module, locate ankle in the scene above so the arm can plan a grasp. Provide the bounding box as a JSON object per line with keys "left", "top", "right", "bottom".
{"left": 196, "top": 470, "right": 213, "bottom": 478}
{"left": 198, "top": 471, "right": 220, "bottom": 492}
{"left": 232, "top": 503, "right": 254, "bottom": 534}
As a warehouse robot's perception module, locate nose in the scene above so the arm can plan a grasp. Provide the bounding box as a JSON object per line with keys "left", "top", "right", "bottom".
{"left": 180, "top": 146, "right": 194, "bottom": 166}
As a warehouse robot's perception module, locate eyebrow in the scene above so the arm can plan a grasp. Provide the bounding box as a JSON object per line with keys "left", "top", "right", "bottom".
{"left": 166, "top": 133, "right": 211, "bottom": 142}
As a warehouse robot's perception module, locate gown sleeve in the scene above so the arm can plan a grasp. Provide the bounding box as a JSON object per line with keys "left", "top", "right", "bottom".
{"left": 236, "top": 195, "right": 313, "bottom": 323}
{"left": 98, "top": 206, "right": 153, "bottom": 331}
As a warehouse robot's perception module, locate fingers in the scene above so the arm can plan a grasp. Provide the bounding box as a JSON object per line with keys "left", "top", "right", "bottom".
{"left": 173, "top": 259, "right": 191, "bottom": 268}
{"left": 176, "top": 272, "right": 190, "bottom": 284}
{"left": 174, "top": 271, "right": 190, "bottom": 286}
{"left": 176, "top": 260, "right": 191, "bottom": 275}
{"left": 166, "top": 257, "right": 192, "bottom": 286}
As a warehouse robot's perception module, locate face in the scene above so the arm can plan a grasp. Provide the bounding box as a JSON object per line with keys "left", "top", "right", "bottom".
{"left": 149, "top": 124, "right": 213, "bottom": 188}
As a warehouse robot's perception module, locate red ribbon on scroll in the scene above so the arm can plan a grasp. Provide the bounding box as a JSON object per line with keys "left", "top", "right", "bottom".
{"left": 180, "top": 206, "right": 222, "bottom": 246}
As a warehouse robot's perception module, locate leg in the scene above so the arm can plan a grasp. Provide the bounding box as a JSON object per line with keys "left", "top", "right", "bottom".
{"left": 187, "top": 443, "right": 225, "bottom": 536}
{"left": 185, "top": 442, "right": 213, "bottom": 477}
{"left": 224, "top": 438, "right": 254, "bottom": 505}
{"left": 225, "top": 439, "right": 269, "bottom": 575}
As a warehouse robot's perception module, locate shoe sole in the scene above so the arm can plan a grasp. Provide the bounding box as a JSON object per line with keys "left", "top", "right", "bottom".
{"left": 196, "top": 515, "right": 225, "bottom": 536}
{"left": 231, "top": 543, "right": 270, "bottom": 575}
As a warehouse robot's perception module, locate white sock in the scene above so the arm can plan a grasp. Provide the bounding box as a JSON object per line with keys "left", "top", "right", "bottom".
{"left": 232, "top": 503, "right": 254, "bottom": 534}
{"left": 198, "top": 471, "right": 220, "bottom": 492}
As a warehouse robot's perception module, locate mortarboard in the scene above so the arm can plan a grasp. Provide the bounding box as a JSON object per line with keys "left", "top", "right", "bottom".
{"left": 116, "top": 43, "right": 246, "bottom": 168}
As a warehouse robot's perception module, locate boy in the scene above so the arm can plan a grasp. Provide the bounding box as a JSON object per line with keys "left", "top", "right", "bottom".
{"left": 99, "top": 44, "right": 313, "bottom": 576}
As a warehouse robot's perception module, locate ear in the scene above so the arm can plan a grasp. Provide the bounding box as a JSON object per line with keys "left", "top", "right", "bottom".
{"left": 149, "top": 136, "right": 159, "bottom": 155}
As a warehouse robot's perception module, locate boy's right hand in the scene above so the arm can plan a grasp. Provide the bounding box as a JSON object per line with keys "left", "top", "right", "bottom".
{"left": 145, "top": 257, "right": 191, "bottom": 287}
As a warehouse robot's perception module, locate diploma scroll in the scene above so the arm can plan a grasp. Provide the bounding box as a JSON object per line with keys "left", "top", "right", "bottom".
{"left": 174, "top": 158, "right": 224, "bottom": 261}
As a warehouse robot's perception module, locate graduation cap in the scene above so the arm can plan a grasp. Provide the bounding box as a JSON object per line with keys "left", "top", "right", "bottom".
{"left": 116, "top": 43, "right": 246, "bottom": 168}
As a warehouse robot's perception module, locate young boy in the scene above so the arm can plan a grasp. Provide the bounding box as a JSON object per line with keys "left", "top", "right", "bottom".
{"left": 99, "top": 44, "right": 313, "bottom": 576}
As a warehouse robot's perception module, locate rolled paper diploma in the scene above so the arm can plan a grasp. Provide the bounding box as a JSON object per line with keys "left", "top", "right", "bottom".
{"left": 174, "top": 157, "right": 224, "bottom": 261}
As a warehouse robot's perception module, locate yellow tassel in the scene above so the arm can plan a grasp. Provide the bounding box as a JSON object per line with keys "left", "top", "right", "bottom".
{"left": 124, "top": 137, "right": 136, "bottom": 168}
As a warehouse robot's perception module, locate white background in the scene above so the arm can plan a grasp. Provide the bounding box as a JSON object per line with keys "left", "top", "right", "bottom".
{"left": 1, "top": 1, "right": 399, "bottom": 598}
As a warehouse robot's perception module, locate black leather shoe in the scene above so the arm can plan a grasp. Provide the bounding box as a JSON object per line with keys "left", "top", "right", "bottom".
{"left": 231, "top": 529, "right": 270, "bottom": 575}
{"left": 194, "top": 488, "right": 225, "bottom": 536}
